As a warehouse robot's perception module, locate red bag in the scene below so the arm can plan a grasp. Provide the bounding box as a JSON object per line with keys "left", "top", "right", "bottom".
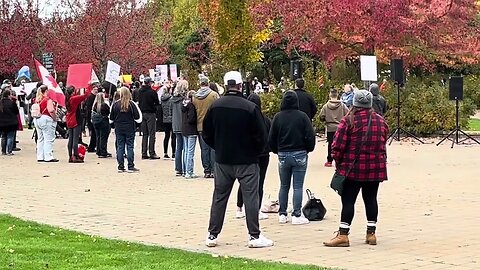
{"left": 78, "top": 144, "right": 86, "bottom": 161}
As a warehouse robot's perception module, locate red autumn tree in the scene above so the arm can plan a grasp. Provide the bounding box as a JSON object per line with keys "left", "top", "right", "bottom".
{"left": 0, "top": 1, "right": 43, "bottom": 77}
{"left": 45, "top": 0, "right": 168, "bottom": 78}
{"left": 254, "top": 0, "right": 480, "bottom": 67}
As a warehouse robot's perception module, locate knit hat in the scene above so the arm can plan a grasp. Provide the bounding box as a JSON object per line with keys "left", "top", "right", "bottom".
{"left": 353, "top": 89, "right": 373, "bottom": 108}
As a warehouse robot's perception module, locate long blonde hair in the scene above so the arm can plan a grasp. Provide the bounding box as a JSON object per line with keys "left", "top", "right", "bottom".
{"left": 94, "top": 93, "right": 105, "bottom": 112}
{"left": 119, "top": 87, "right": 131, "bottom": 112}
{"left": 36, "top": 85, "right": 48, "bottom": 102}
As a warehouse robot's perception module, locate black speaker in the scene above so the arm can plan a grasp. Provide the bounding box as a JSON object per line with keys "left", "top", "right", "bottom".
{"left": 290, "top": 59, "right": 302, "bottom": 81}
{"left": 390, "top": 59, "right": 404, "bottom": 85}
{"left": 449, "top": 76, "right": 463, "bottom": 100}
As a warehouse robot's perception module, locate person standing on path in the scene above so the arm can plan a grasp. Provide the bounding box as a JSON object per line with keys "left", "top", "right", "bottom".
{"left": 203, "top": 71, "right": 273, "bottom": 248}
{"left": 33, "top": 86, "right": 59, "bottom": 162}
{"left": 91, "top": 93, "right": 111, "bottom": 158}
{"left": 85, "top": 86, "right": 99, "bottom": 153}
{"left": 66, "top": 84, "right": 92, "bottom": 163}
{"left": 269, "top": 90, "right": 316, "bottom": 225}
{"left": 323, "top": 90, "right": 388, "bottom": 248}
{"left": 138, "top": 77, "right": 160, "bottom": 160}
{"left": 110, "top": 87, "right": 142, "bottom": 173}
{"left": 320, "top": 89, "right": 349, "bottom": 167}
{"left": 369, "top": 83, "right": 388, "bottom": 117}
{"left": 236, "top": 93, "right": 271, "bottom": 221}
{"left": 0, "top": 90, "right": 19, "bottom": 156}
{"left": 161, "top": 86, "right": 175, "bottom": 159}
{"left": 172, "top": 79, "right": 188, "bottom": 176}
{"left": 193, "top": 76, "right": 219, "bottom": 178}
{"left": 181, "top": 90, "right": 198, "bottom": 179}
{"left": 293, "top": 78, "right": 317, "bottom": 121}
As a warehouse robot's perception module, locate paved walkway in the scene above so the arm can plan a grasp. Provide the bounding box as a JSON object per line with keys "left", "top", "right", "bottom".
{"left": 1, "top": 131, "right": 479, "bottom": 270}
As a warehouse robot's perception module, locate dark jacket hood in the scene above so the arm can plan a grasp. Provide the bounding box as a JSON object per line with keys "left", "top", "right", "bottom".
{"left": 247, "top": 93, "right": 262, "bottom": 111}
{"left": 281, "top": 90, "right": 299, "bottom": 111}
{"left": 327, "top": 100, "right": 342, "bottom": 110}
{"left": 161, "top": 93, "right": 172, "bottom": 102}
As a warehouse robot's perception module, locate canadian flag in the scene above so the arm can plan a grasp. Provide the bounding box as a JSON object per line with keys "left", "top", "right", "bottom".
{"left": 34, "top": 59, "right": 65, "bottom": 107}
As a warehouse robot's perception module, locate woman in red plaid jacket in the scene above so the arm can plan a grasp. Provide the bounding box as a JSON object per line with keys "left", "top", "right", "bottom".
{"left": 324, "top": 90, "right": 389, "bottom": 248}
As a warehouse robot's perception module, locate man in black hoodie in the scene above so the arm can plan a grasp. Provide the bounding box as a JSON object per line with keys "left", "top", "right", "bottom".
{"left": 203, "top": 71, "right": 273, "bottom": 249}
{"left": 138, "top": 77, "right": 160, "bottom": 159}
{"left": 294, "top": 78, "right": 317, "bottom": 121}
{"left": 369, "top": 83, "right": 387, "bottom": 116}
{"left": 269, "top": 90, "right": 316, "bottom": 225}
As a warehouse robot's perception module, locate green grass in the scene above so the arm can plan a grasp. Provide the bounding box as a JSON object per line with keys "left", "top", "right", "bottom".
{"left": 468, "top": 118, "right": 480, "bottom": 131}
{"left": 0, "top": 215, "right": 330, "bottom": 270}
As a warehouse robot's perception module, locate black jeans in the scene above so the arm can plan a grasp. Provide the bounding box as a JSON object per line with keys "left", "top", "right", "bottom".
{"left": 327, "top": 131, "right": 335, "bottom": 162}
{"left": 340, "top": 180, "right": 380, "bottom": 226}
{"left": 163, "top": 123, "right": 176, "bottom": 155}
{"left": 87, "top": 120, "right": 97, "bottom": 152}
{"left": 94, "top": 119, "right": 111, "bottom": 156}
{"left": 141, "top": 113, "right": 157, "bottom": 156}
{"left": 209, "top": 163, "right": 260, "bottom": 237}
{"left": 237, "top": 155, "right": 270, "bottom": 208}
{"left": 67, "top": 125, "right": 82, "bottom": 157}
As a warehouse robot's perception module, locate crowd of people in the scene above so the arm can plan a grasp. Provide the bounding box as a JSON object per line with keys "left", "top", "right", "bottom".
{"left": 0, "top": 72, "right": 389, "bottom": 249}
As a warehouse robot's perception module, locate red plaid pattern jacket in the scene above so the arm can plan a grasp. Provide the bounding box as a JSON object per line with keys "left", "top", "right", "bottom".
{"left": 332, "top": 109, "right": 389, "bottom": 182}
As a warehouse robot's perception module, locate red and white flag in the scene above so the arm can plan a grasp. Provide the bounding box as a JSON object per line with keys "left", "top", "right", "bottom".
{"left": 34, "top": 59, "right": 65, "bottom": 107}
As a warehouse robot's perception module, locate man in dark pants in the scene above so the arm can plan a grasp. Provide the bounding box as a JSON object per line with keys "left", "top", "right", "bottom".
{"left": 202, "top": 71, "right": 273, "bottom": 249}
{"left": 138, "top": 77, "right": 160, "bottom": 159}
{"left": 294, "top": 78, "right": 318, "bottom": 121}
{"left": 85, "top": 86, "right": 98, "bottom": 152}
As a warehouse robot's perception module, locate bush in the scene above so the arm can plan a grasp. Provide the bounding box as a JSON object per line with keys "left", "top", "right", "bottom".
{"left": 383, "top": 77, "right": 476, "bottom": 135}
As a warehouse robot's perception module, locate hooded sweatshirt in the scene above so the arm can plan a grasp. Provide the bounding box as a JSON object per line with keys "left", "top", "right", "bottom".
{"left": 193, "top": 87, "right": 219, "bottom": 132}
{"left": 138, "top": 85, "right": 160, "bottom": 113}
{"left": 320, "top": 100, "right": 349, "bottom": 132}
{"left": 269, "top": 91, "right": 316, "bottom": 154}
{"left": 247, "top": 93, "right": 271, "bottom": 157}
{"left": 171, "top": 95, "right": 184, "bottom": 133}
{"left": 370, "top": 84, "right": 387, "bottom": 116}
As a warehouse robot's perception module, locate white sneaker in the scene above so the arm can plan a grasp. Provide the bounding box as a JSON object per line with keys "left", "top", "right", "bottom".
{"left": 236, "top": 210, "right": 245, "bottom": 219}
{"left": 259, "top": 212, "right": 269, "bottom": 220}
{"left": 278, "top": 215, "right": 288, "bottom": 224}
{"left": 291, "top": 216, "right": 310, "bottom": 225}
{"left": 248, "top": 235, "right": 274, "bottom": 248}
{"left": 205, "top": 234, "right": 217, "bottom": 247}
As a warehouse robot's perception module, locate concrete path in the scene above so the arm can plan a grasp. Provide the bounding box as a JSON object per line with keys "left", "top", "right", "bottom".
{"left": 1, "top": 131, "right": 479, "bottom": 270}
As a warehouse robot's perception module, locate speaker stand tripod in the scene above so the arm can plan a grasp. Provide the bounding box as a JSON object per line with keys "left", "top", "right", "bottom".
{"left": 436, "top": 99, "right": 480, "bottom": 148}
{"left": 387, "top": 83, "right": 424, "bottom": 145}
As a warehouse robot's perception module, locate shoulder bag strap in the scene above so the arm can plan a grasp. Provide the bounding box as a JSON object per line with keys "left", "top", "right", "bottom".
{"left": 345, "top": 113, "right": 372, "bottom": 176}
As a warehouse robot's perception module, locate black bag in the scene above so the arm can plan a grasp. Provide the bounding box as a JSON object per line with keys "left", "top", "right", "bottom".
{"left": 91, "top": 110, "right": 103, "bottom": 125}
{"left": 302, "top": 189, "right": 327, "bottom": 221}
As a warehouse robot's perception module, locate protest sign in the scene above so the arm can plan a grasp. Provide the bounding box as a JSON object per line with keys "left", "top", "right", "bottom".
{"left": 105, "top": 61, "right": 121, "bottom": 85}
{"left": 67, "top": 63, "right": 93, "bottom": 89}
{"left": 360, "top": 55, "right": 378, "bottom": 82}
{"left": 169, "top": 64, "right": 178, "bottom": 81}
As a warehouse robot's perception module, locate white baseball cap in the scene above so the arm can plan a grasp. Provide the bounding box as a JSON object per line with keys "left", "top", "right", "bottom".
{"left": 223, "top": 71, "right": 243, "bottom": 86}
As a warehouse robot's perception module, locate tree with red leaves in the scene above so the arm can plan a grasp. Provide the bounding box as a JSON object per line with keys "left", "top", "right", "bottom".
{"left": 45, "top": 0, "right": 168, "bottom": 78}
{"left": 254, "top": 0, "right": 480, "bottom": 67}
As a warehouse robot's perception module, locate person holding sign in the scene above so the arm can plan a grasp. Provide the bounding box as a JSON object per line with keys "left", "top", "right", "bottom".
{"left": 65, "top": 84, "right": 93, "bottom": 163}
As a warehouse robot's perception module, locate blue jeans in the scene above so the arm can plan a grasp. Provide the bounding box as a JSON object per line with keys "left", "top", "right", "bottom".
{"left": 278, "top": 151, "right": 308, "bottom": 217}
{"left": 183, "top": 135, "right": 197, "bottom": 176}
{"left": 199, "top": 133, "right": 215, "bottom": 174}
{"left": 1, "top": 131, "right": 15, "bottom": 154}
{"left": 175, "top": 133, "right": 183, "bottom": 172}
{"left": 116, "top": 130, "right": 135, "bottom": 170}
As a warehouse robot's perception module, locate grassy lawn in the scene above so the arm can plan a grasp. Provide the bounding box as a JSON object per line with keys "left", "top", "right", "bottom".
{"left": 468, "top": 118, "right": 480, "bottom": 131}
{"left": 0, "top": 215, "right": 331, "bottom": 270}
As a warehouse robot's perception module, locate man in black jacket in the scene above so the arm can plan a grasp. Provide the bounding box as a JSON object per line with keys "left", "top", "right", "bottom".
{"left": 294, "top": 78, "right": 317, "bottom": 121}
{"left": 369, "top": 83, "right": 388, "bottom": 116}
{"left": 138, "top": 77, "right": 160, "bottom": 159}
{"left": 202, "top": 71, "right": 274, "bottom": 249}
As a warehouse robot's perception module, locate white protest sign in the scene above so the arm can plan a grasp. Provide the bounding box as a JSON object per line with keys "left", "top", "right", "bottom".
{"left": 91, "top": 69, "right": 100, "bottom": 83}
{"left": 149, "top": 69, "right": 155, "bottom": 80}
{"left": 169, "top": 64, "right": 178, "bottom": 81}
{"left": 360, "top": 55, "right": 377, "bottom": 82}
{"left": 105, "top": 61, "right": 121, "bottom": 85}
{"left": 12, "top": 87, "right": 23, "bottom": 96}
{"left": 160, "top": 65, "right": 168, "bottom": 82}
{"left": 24, "top": 82, "right": 38, "bottom": 97}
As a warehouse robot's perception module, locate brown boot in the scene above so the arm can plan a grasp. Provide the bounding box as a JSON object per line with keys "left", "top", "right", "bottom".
{"left": 366, "top": 231, "right": 377, "bottom": 245}
{"left": 323, "top": 232, "right": 350, "bottom": 247}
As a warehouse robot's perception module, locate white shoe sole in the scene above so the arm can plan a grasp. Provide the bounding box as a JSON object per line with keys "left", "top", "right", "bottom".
{"left": 206, "top": 242, "right": 217, "bottom": 247}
